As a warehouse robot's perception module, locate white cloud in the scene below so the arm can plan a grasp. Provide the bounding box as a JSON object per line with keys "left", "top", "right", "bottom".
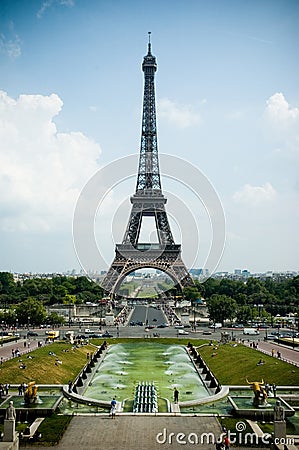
{"left": 0, "top": 90, "right": 101, "bottom": 233}
{"left": 232, "top": 182, "right": 276, "bottom": 206}
{"left": 0, "top": 33, "right": 21, "bottom": 59}
{"left": 158, "top": 98, "right": 201, "bottom": 128}
{"left": 37, "top": 0, "right": 75, "bottom": 19}
{"left": 263, "top": 93, "right": 299, "bottom": 157}
{"left": 265, "top": 93, "right": 299, "bottom": 123}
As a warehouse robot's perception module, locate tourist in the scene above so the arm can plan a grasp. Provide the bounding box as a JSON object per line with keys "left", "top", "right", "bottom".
{"left": 224, "top": 435, "right": 230, "bottom": 450}
{"left": 110, "top": 397, "right": 117, "bottom": 419}
{"left": 174, "top": 388, "right": 179, "bottom": 403}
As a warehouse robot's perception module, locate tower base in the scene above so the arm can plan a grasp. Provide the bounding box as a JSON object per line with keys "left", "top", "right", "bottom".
{"left": 102, "top": 243, "right": 193, "bottom": 296}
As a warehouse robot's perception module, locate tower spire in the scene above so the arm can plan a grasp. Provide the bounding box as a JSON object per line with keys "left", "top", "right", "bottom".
{"left": 148, "top": 31, "right": 151, "bottom": 53}
{"left": 135, "top": 34, "right": 160, "bottom": 193}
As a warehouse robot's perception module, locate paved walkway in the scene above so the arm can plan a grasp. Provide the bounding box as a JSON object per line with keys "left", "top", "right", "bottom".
{"left": 19, "top": 415, "right": 268, "bottom": 450}
{"left": 243, "top": 340, "right": 299, "bottom": 366}
{"left": 0, "top": 338, "right": 41, "bottom": 363}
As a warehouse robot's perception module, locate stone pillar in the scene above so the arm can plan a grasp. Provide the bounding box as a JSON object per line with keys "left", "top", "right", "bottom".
{"left": 274, "top": 400, "right": 286, "bottom": 442}
{"left": 274, "top": 421, "right": 286, "bottom": 441}
{"left": 3, "top": 419, "right": 16, "bottom": 442}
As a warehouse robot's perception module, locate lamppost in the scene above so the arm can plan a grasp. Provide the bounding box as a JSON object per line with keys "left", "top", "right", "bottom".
{"left": 1, "top": 320, "right": 3, "bottom": 347}
{"left": 258, "top": 304, "right": 263, "bottom": 324}
{"left": 28, "top": 316, "right": 30, "bottom": 332}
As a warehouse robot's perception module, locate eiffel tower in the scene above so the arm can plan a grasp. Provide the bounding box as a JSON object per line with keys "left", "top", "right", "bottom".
{"left": 102, "top": 34, "right": 193, "bottom": 297}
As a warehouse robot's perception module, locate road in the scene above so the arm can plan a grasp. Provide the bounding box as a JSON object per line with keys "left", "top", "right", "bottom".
{"left": 129, "top": 304, "right": 166, "bottom": 326}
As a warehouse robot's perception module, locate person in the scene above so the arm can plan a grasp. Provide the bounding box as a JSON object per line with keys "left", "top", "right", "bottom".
{"left": 216, "top": 442, "right": 224, "bottom": 450}
{"left": 174, "top": 388, "right": 179, "bottom": 403}
{"left": 110, "top": 397, "right": 116, "bottom": 419}
{"left": 224, "top": 435, "right": 230, "bottom": 450}
{"left": 5, "top": 401, "right": 16, "bottom": 420}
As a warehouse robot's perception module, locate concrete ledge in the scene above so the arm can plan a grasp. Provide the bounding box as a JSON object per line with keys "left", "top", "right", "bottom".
{"left": 0, "top": 437, "right": 18, "bottom": 450}
{"left": 246, "top": 419, "right": 264, "bottom": 438}
{"left": 179, "top": 385, "right": 230, "bottom": 407}
{"left": 22, "top": 417, "right": 45, "bottom": 438}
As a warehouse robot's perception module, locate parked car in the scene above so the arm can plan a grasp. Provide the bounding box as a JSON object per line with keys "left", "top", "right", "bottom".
{"left": 243, "top": 328, "right": 259, "bottom": 335}
{"left": 265, "top": 334, "right": 277, "bottom": 340}
{"left": 208, "top": 323, "right": 222, "bottom": 329}
{"left": 101, "top": 331, "right": 113, "bottom": 338}
{"left": 178, "top": 329, "right": 189, "bottom": 335}
{"left": 27, "top": 331, "right": 38, "bottom": 337}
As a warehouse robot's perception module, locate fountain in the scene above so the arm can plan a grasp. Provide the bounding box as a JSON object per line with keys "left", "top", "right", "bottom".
{"left": 81, "top": 343, "right": 217, "bottom": 411}
{"left": 246, "top": 379, "right": 268, "bottom": 407}
{"left": 228, "top": 380, "right": 295, "bottom": 419}
{"left": 24, "top": 381, "right": 38, "bottom": 405}
{"left": 133, "top": 382, "right": 158, "bottom": 413}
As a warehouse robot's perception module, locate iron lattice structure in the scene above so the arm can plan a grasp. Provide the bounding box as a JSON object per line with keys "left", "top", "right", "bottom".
{"left": 102, "top": 36, "right": 193, "bottom": 296}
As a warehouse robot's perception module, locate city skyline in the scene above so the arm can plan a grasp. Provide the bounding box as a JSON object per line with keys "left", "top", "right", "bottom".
{"left": 0, "top": 0, "right": 298, "bottom": 275}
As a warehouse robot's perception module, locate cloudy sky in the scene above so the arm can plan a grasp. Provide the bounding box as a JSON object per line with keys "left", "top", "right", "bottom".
{"left": 0, "top": 0, "right": 298, "bottom": 275}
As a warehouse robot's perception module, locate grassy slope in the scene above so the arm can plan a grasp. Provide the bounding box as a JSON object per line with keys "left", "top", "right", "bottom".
{"left": 0, "top": 338, "right": 297, "bottom": 386}
{"left": 197, "top": 341, "right": 298, "bottom": 386}
{"left": 0, "top": 342, "right": 96, "bottom": 384}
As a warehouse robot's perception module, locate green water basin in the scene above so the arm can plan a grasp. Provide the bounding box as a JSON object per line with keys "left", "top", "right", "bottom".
{"left": 83, "top": 343, "right": 209, "bottom": 404}
{"left": 0, "top": 395, "right": 61, "bottom": 410}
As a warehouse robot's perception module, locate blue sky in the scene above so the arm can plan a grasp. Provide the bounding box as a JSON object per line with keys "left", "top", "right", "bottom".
{"left": 0, "top": 0, "right": 298, "bottom": 274}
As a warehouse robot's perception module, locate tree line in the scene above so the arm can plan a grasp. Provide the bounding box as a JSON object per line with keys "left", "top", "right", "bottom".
{"left": 0, "top": 271, "right": 298, "bottom": 327}
{"left": 0, "top": 272, "right": 104, "bottom": 326}
{"left": 183, "top": 276, "right": 299, "bottom": 326}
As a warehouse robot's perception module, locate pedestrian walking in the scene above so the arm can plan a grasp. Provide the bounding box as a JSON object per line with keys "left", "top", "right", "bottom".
{"left": 110, "top": 397, "right": 117, "bottom": 419}
{"left": 224, "top": 435, "right": 230, "bottom": 450}
{"left": 174, "top": 387, "right": 179, "bottom": 403}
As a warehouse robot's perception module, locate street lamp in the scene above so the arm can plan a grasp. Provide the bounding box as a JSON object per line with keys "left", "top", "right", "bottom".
{"left": 28, "top": 316, "right": 30, "bottom": 331}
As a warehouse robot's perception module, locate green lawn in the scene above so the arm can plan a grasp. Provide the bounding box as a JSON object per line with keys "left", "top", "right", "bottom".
{"left": 0, "top": 338, "right": 297, "bottom": 387}
{"left": 197, "top": 341, "right": 298, "bottom": 386}
{"left": 0, "top": 341, "right": 96, "bottom": 384}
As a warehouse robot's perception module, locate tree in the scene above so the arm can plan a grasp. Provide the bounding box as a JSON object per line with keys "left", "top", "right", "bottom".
{"left": 236, "top": 305, "right": 251, "bottom": 324}
{"left": 207, "top": 294, "right": 238, "bottom": 325}
{"left": 15, "top": 297, "right": 47, "bottom": 326}
{"left": 183, "top": 286, "right": 201, "bottom": 302}
{"left": 46, "top": 312, "right": 65, "bottom": 326}
{"left": 0, "top": 272, "right": 15, "bottom": 294}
